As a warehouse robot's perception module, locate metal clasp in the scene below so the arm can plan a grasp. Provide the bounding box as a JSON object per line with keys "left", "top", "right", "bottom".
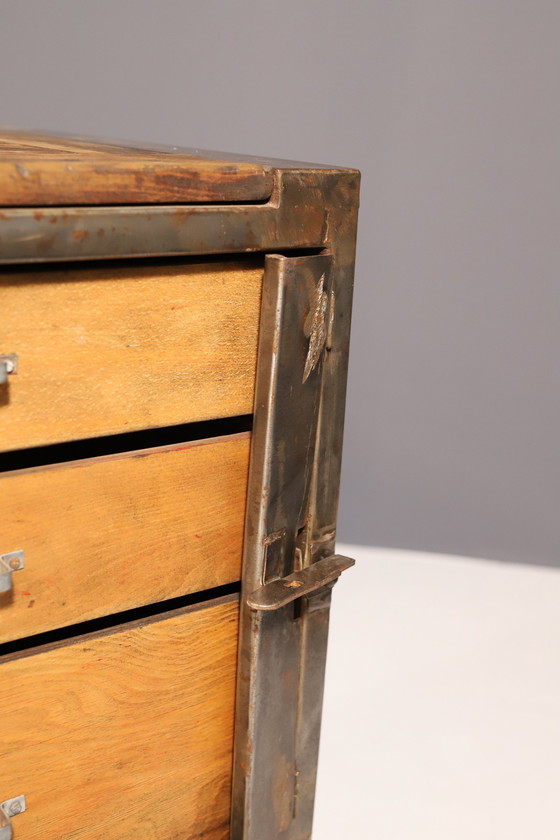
{"left": 0, "top": 796, "right": 26, "bottom": 840}
{"left": 0, "top": 355, "right": 18, "bottom": 386}
{"left": 247, "top": 554, "right": 355, "bottom": 611}
{"left": 0, "top": 552, "right": 25, "bottom": 595}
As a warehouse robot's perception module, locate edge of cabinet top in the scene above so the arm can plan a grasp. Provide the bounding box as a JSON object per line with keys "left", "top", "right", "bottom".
{"left": 0, "top": 129, "right": 358, "bottom": 207}
{"left": 0, "top": 129, "right": 274, "bottom": 205}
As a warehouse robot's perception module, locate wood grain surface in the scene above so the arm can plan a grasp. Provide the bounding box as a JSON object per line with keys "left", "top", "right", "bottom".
{"left": 0, "top": 433, "right": 249, "bottom": 643}
{"left": 0, "top": 131, "right": 274, "bottom": 204}
{"left": 0, "top": 260, "right": 262, "bottom": 451}
{"left": 0, "top": 597, "right": 239, "bottom": 840}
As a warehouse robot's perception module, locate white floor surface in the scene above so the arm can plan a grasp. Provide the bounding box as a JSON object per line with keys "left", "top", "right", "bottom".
{"left": 313, "top": 544, "right": 560, "bottom": 839}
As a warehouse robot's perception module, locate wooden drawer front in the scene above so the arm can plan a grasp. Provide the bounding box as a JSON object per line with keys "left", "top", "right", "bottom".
{"left": 0, "top": 433, "right": 249, "bottom": 643}
{"left": 0, "top": 597, "right": 238, "bottom": 840}
{"left": 0, "top": 260, "right": 262, "bottom": 452}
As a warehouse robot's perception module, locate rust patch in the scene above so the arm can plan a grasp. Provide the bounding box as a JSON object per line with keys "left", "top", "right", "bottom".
{"left": 272, "top": 754, "right": 294, "bottom": 833}
{"left": 71, "top": 229, "right": 90, "bottom": 241}
{"left": 263, "top": 528, "right": 286, "bottom": 546}
{"left": 34, "top": 233, "right": 57, "bottom": 256}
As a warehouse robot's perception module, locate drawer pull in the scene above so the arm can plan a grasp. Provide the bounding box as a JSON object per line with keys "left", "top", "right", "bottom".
{"left": 0, "top": 355, "right": 18, "bottom": 386}
{"left": 0, "top": 552, "right": 25, "bottom": 594}
{"left": 0, "top": 795, "right": 26, "bottom": 840}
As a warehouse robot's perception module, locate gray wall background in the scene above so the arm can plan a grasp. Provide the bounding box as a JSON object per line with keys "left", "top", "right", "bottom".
{"left": 1, "top": 0, "right": 559, "bottom": 566}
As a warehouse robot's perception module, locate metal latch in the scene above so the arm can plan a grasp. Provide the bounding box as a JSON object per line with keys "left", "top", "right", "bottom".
{"left": 247, "top": 554, "right": 355, "bottom": 611}
{"left": 0, "top": 355, "right": 18, "bottom": 386}
{"left": 0, "top": 796, "right": 26, "bottom": 840}
{"left": 0, "top": 552, "right": 25, "bottom": 594}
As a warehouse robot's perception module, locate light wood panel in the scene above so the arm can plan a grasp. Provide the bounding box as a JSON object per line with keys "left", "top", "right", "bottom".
{"left": 0, "top": 131, "right": 274, "bottom": 204}
{"left": 0, "top": 260, "right": 262, "bottom": 450}
{"left": 0, "top": 597, "right": 238, "bottom": 840}
{"left": 0, "top": 433, "right": 249, "bottom": 642}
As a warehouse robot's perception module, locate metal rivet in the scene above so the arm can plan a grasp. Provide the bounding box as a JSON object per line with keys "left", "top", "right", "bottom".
{"left": 8, "top": 558, "right": 20, "bottom": 571}
{"left": 8, "top": 802, "right": 22, "bottom": 817}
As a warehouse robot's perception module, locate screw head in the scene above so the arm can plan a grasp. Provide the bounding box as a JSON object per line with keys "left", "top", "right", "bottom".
{"left": 8, "top": 558, "right": 20, "bottom": 570}
{"left": 8, "top": 801, "right": 22, "bottom": 816}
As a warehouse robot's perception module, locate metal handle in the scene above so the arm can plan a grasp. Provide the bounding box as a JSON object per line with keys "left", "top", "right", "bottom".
{"left": 0, "top": 355, "right": 18, "bottom": 386}
{"left": 0, "top": 552, "right": 25, "bottom": 595}
{"left": 0, "top": 796, "right": 26, "bottom": 840}
{"left": 247, "top": 554, "right": 355, "bottom": 611}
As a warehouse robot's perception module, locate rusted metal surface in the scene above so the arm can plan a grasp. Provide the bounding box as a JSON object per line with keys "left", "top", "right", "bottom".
{"left": 247, "top": 554, "right": 355, "bottom": 611}
{"left": 0, "top": 169, "right": 359, "bottom": 264}
{"left": 287, "top": 172, "right": 359, "bottom": 840}
{"left": 231, "top": 163, "right": 359, "bottom": 838}
{"left": 232, "top": 253, "right": 330, "bottom": 840}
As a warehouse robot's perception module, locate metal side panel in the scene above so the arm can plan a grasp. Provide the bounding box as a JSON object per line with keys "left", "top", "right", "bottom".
{"left": 231, "top": 250, "right": 355, "bottom": 840}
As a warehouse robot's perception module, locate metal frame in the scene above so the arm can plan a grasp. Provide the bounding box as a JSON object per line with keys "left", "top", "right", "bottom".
{"left": 0, "top": 168, "right": 357, "bottom": 264}
{"left": 0, "top": 158, "right": 360, "bottom": 840}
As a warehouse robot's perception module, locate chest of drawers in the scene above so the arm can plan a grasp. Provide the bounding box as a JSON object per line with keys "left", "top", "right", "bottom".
{"left": 0, "top": 132, "right": 360, "bottom": 840}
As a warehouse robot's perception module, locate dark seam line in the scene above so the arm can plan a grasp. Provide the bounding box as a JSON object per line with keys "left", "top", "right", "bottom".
{"left": 0, "top": 580, "right": 241, "bottom": 660}
{"left": 0, "top": 414, "right": 253, "bottom": 473}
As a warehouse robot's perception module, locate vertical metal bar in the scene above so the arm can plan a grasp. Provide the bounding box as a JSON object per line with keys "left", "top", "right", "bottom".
{"left": 291, "top": 226, "right": 359, "bottom": 840}
{"left": 232, "top": 252, "right": 333, "bottom": 840}
{"left": 232, "top": 169, "right": 359, "bottom": 840}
